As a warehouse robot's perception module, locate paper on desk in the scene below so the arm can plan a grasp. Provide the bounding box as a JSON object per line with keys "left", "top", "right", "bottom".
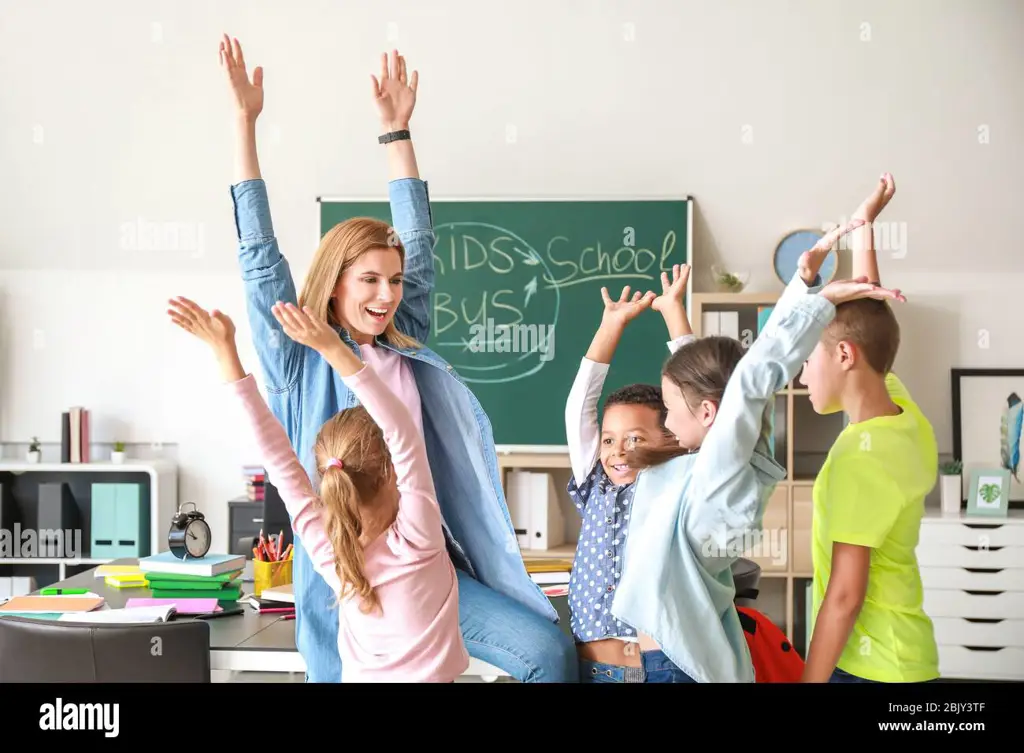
{"left": 126, "top": 597, "right": 220, "bottom": 614}
{"left": 58, "top": 604, "right": 176, "bottom": 623}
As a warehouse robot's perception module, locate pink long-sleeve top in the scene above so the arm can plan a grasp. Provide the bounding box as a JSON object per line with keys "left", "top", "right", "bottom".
{"left": 226, "top": 361, "right": 468, "bottom": 683}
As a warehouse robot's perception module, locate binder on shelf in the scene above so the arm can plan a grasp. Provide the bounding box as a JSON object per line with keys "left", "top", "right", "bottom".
{"left": 506, "top": 471, "right": 565, "bottom": 551}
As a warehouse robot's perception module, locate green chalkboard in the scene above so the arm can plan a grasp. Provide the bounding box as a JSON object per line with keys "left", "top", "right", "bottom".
{"left": 319, "top": 196, "right": 692, "bottom": 449}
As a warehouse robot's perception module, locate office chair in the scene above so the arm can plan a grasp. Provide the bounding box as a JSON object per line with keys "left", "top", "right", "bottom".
{"left": 0, "top": 615, "right": 211, "bottom": 682}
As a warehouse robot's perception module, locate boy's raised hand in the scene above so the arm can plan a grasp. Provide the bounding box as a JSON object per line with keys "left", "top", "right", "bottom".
{"left": 168, "top": 296, "right": 236, "bottom": 349}
{"left": 600, "top": 285, "right": 656, "bottom": 330}
{"left": 819, "top": 276, "right": 906, "bottom": 305}
{"left": 853, "top": 173, "right": 895, "bottom": 223}
{"left": 372, "top": 50, "right": 417, "bottom": 131}
{"left": 219, "top": 34, "right": 263, "bottom": 122}
{"left": 271, "top": 302, "right": 339, "bottom": 353}
{"left": 798, "top": 218, "right": 868, "bottom": 285}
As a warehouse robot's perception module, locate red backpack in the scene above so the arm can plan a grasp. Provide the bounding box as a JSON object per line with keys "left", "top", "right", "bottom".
{"left": 737, "top": 606, "right": 804, "bottom": 682}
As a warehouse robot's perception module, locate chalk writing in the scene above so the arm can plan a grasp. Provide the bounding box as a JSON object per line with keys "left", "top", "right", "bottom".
{"left": 431, "top": 222, "right": 559, "bottom": 384}
{"left": 541, "top": 230, "right": 677, "bottom": 289}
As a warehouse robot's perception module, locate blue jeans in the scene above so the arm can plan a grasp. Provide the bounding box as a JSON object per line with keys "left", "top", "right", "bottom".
{"left": 642, "top": 650, "right": 697, "bottom": 683}
{"left": 579, "top": 650, "right": 696, "bottom": 683}
{"left": 296, "top": 547, "right": 578, "bottom": 683}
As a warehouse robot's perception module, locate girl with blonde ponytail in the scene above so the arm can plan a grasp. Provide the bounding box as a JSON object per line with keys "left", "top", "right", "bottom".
{"left": 167, "top": 295, "right": 468, "bottom": 683}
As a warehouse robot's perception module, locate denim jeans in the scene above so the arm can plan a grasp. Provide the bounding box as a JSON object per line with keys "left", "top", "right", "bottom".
{"left": 299, "top": 559, "right": 578, "bottom": 683}
{"left": 642, "top": 650, "right": 697, "bottom": 683}
{"left": 578, "top": 650, "right": 696, "bottom": 683}
{"left": 579, "top": 659, "right": 644, "bottom": 683}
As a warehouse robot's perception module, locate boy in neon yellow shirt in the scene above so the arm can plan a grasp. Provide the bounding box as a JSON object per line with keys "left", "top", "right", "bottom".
{"left": 798, "top": 173, "right": 939, "bottom": 683}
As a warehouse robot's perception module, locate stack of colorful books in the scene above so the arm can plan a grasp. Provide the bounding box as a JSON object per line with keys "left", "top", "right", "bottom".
{"left": 243, "top": 465, "right": 265, "bottom": 501}
{"left": 138, "top": 552, "right": 246, "bottom": 607}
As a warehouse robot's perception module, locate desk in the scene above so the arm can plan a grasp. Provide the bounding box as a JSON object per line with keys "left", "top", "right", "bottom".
{"left": 17, "top": 558, "right": 567, "bottom": 681}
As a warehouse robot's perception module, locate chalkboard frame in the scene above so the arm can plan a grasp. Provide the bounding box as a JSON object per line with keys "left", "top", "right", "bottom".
{"left": 316, "top": 194, "right": 693, "bottom": 453}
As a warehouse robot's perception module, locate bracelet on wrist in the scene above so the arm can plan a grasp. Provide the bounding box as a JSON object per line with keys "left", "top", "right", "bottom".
{"left": 379, "top": 129, "right": 411, "bottom": 145}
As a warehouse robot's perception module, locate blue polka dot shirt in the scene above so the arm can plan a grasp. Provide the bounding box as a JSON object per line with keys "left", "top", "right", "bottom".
{"left": 566, "top": 461, "right": 637, "bottom": 643}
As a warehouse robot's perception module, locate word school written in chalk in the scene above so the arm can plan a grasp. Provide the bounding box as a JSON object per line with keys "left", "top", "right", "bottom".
{"left": 39, "top": 699, "right": 119, "bottom": 738}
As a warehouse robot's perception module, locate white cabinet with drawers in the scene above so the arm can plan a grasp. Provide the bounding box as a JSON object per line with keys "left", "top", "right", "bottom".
{"left": 919, "top": 510, "right": 1024, "bottom": 681}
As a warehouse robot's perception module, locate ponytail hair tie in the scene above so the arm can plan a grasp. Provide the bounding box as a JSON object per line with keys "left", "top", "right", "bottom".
{"left": 326, "top": 457, "right": 344, "bottom": 470}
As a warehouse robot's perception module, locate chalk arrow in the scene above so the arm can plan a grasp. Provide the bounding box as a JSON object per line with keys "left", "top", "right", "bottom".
{"left": 524, "top": 276, "right": 538, "bottom": 307}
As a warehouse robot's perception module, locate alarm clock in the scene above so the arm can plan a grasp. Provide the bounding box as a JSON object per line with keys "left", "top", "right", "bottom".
{"left": 168, "top": 502, "right": 212, "bottom": 560}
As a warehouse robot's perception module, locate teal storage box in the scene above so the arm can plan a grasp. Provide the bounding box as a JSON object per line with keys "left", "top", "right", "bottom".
{"left": 90, "top": 482, "right": 149, "bottom": 559}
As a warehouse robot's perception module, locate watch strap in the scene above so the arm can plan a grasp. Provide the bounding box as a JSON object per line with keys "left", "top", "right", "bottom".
{"left": 378, "top": 129, "right": 411, "bottom": 144}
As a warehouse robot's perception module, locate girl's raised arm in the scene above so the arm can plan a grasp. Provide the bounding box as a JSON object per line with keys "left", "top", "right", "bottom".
{"left": 221, "top": 35, "right": 303, "bottom": 393}
{"left": 373, "top": 50, "right": 434, "bottom": 344}
{"left": 272, "top": 303, "right": 445, "bottom": 553}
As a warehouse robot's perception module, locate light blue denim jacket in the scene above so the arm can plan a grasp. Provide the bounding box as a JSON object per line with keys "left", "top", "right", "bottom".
{"left": 610, "top": 272, "right": 835, "bottom": 683}
{"left": 231, "top": 178, "right": 558, "bottom": 676}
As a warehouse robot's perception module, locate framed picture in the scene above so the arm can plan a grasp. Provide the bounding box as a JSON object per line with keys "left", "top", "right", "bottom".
{"left": 951, "top": 369, "right": 1024, "bottom": 507}
{"left": 950, "top": 368, "right": 1024, "bottom": 506}
{"left": 966, "top": 468, "right": 1010, "bottom": 517}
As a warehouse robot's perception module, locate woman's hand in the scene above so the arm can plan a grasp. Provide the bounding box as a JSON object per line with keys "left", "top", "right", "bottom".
{"left": 372, "top": 49, "right": 417, "bottom": 131}
{"left": 219, "top": 34, "right": 263, "bottom": 123}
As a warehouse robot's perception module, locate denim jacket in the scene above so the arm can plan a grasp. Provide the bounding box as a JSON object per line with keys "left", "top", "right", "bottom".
{"left": 230, "top": 178, "right": 559, "bottom": 641}
{"left": 610, "top": 272, "right": 835, "bottom": 683}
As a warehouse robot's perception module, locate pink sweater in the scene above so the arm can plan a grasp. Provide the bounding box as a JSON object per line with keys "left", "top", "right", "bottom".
{"left": 227, "top": 361, "right": 468, "bottom": 683}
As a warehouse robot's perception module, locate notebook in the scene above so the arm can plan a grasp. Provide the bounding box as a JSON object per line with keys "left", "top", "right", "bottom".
{"left": 139, "top": 551, "right": 246, "bottom": 577}
{"left": 58, "top": 604, "right": 176, "bottom": 623}
{"left": 0, "top": 594, "right": 105, "bottom": 614}
{"left": 259, "top": 583, "right": 293, "bottom": 603}
{"left": 126, "top": 597, "right": 220, "bottom": 614}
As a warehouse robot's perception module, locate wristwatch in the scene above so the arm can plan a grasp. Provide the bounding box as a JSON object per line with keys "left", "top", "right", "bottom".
{"left": 379, "top": 129, "right": 411, "bottom": 144}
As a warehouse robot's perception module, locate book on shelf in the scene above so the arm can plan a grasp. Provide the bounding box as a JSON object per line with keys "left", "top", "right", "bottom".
{"left": 60, "top": 406, "right": 91, "bottom": 463}
{"left": 243, "top": 465, "right": 265, "bottom": 501}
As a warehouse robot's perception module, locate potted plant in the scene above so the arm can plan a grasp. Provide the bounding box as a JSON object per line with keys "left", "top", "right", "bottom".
{"left": 27, "top": 437, "right": 41, "bottom": 463}
{"left": 111, "top": 441, "right": 126, "bottom": 464}
{"left": 712, "top": 265, "right": 749, "bottom": 293}
{"left": 939, "top": 459, "right": 963, "bottom": 515}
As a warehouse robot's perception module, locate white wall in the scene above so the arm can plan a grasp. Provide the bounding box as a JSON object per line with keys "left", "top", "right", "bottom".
{"left": 1, "top": 0, "right": 1022, "bottom": 546}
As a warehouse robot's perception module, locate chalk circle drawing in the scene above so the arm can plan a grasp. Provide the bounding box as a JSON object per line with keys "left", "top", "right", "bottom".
{"left": 430, "top": 222, "right": 559, "bottom": 384}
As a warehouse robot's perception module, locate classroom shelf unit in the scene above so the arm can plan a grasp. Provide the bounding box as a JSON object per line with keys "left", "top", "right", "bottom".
{"left": 498, "top": 291, "right": 844, "bottom": 655}
{"left": 0, "top": 460, "right": 178, "bottom": 587}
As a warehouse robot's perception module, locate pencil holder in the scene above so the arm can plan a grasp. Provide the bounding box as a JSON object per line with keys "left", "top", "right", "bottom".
{"left": 253, "top": 558, "right": 292, "bottom": 597}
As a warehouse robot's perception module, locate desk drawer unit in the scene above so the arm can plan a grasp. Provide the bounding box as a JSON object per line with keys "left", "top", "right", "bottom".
{"left": 919, "top": 512, "right": 1024, "bottom": 681}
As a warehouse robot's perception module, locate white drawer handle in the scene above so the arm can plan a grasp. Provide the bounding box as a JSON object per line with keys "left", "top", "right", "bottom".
{"left": 252, "top": 518, "right": 264, "bottom": 524}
